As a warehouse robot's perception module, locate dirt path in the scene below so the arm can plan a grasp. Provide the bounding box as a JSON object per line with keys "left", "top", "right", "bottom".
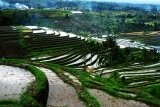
{"left": 88, "top": 89, "right": 149, "bottom": 107}
{"left": 37, "top": 67, "right": 85, "bottom": 107}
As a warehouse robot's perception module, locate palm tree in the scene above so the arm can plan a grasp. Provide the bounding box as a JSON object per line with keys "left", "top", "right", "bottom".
{"left": 97, "top": 36, "right": 124, "bottom": 67}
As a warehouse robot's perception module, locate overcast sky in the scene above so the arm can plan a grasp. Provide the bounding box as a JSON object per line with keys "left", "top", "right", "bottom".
{"left": 85, "top": 0, "right": 160, "bottom": 4}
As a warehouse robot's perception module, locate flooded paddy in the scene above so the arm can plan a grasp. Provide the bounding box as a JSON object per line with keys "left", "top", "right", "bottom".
{"left": 0, "top": 65, "right": 35, "bottom": 100}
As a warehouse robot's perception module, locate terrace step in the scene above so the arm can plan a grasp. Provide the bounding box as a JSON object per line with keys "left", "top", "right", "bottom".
{"left": 0, "top": 65, "right": 35, "bottom": 100}
{"left": 41, "top": 49, "right": 84, "bottom": 63}
{"left": 36, "top": 67, "right": 85, "bottom": 107}
{"left": 89, "top": 89, "right": 149, "bottom": 107}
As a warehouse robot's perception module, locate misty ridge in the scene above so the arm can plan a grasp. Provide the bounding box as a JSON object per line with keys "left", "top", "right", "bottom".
{"left": 0, "top": 0, "right": 160, "bottom": 11}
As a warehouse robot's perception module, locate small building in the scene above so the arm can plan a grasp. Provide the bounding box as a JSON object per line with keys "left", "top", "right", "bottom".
{"left": 71, "top": 11, "right": 83, "bottom": 14}
{"left": 86, "top": 66, "right": 95, "bottom": 73}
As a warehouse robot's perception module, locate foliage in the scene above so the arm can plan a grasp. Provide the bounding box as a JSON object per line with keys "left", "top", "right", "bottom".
{"left": 26, "top": 65, "right": 48, "bottom": 105}
{"left": 16, "top": 26, "right": 28, "bottom": 48}
{"left": 1, "top": 9, "right": 160, "bottom": 36}
{"left": 0, "top": 10, "right": 29, "bottom": 26}
{"left": 42, "top": 63, "right": 100, "bottom": 107}
{"left": 0, "top": 7, "right": 160, "bottom": 107}
{"left": 144, "top": 84, "right": 160, "bottom": 99}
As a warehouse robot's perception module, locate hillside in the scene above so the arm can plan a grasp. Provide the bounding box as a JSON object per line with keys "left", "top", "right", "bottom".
{"left": 0, "top": 25, "right": 160, "bottom": 107}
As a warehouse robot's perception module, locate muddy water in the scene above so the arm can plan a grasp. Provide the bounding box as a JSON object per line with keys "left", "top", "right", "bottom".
{"left": 37, "top": 67, "right": 85, "bottom": 107}
{"left": 0, "top": 65, "right": 35, "bottom": 100}
{"left": 89, "top": 89, "right": 149, "bottom": 107}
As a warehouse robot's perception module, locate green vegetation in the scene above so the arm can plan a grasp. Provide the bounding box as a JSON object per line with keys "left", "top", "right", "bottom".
{"left": 39, "top": 62, "right": 160, "bottom": 107}
{"left": 1, "top": 9, "right": 160, "bottom": 38}
{"left": 0, "top": 7, "right": 160, "bottom": 107}
{"left": 38, "top": 63, "right": 101, "bottom": 107}
{"left": 16, "top": 26, "right": 29, "bottom": 48}
{"left": 85, "top": 37, "right": 159, "bottom": 67}
{"left": 44, "top": 9, "right": 71, "bottom": 18}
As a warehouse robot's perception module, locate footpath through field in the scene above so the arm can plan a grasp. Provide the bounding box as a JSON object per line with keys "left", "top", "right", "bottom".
{"left": 37, "top": 67, "right": 85, "bottom": 107}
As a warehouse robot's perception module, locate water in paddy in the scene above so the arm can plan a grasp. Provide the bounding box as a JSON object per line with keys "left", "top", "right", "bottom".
{"left": 0, "top": 65, "right": 35, "bottom": 100}
{"left": 120, "top": 34, "right": 160, "bottom": 50}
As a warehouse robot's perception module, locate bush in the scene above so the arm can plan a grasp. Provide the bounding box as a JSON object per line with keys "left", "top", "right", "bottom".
{"left": 145, "top": 84, "right": 160, "bottom": 99}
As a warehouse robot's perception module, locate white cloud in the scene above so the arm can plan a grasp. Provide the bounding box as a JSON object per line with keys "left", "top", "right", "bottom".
{"left": 15, "top": 3, "right": 29, "bottom": 10}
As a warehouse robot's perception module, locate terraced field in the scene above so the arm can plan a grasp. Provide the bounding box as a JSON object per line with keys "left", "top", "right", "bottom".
{"left": 0, "top": 65, "right": 35, "bottom": 100}
{"left": 120, "top": 31, "right": 160, "bottom": 48}
{"left": 36, "top": 67, "right": 85, "bottom": 107}
{"left": 0, "top": 26, "right": 160, "bottom": 107}
{"left": 102, "top": 62, "right": 160, "bottom": 86}
{"left": 119, "top": 66, "right": 160, "bottom": 88}
{"left": 0, "top": 26, "right": 25, "bottom": 57}
{"left": 19, "top": 26, "right": 159, "bottom": 69}
{"left": 20, "top": 26, "right": 101, "bottom": 70}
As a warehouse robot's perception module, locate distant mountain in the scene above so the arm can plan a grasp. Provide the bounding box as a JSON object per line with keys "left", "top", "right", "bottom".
{"left": 0, "top": 0, "right": 160, "bottom": 11}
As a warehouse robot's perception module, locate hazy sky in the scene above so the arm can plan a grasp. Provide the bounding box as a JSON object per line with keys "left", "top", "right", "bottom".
{"left": 86, "top": 0, "right": 160, "bottom": 4}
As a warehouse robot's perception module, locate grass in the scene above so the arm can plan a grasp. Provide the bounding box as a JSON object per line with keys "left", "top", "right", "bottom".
{"left": 25, "top": 65, "right": 48, "bottom": 106}
{"left": 16, "top": 26, "right": 28, "bottom": 48}
{"left": 1, "top": 58, "right": 160, "bottom": 107}
{"left": 61, "top": 66, "right": 160, "bottom": 107}
{"left": 53, "top": 65, "right": 126, "bottom": 105}
{"left": 27, "top": 44, "right": 82, "bottom": 59}
{"left": 136, "top": 91, "right": 160, "bottom": 106}
{"left": 16, "top": 26, "right": 32, "bottom": 33}
{"left": 0, "top": 24, "right": 160, "bottom": 106}
{"left": 31, "top": 62, "right": 101, "bottom": 107}
{"left": 0, "top": 9, "right": 160, "bottom": 106}
{"left": 0, "top": 100, "right": 20, "bottom": 107}
{"left": 143, "top": 84, "right": 160, "bottom": 99}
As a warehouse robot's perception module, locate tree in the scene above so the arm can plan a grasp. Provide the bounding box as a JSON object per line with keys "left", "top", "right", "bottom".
{"left": 96, "top": 36, "right": 126, "bottom": 67}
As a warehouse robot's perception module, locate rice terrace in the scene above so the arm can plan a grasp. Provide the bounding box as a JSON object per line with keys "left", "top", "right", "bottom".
{"left": 0, "top": 0, "right": 160, "bottom": 107}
